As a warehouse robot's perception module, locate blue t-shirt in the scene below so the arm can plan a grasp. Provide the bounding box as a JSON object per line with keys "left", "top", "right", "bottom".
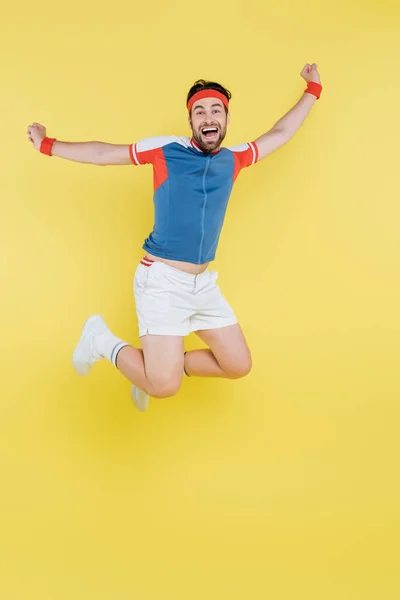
{"left": 129, "top": 135, "right": 259, "bottom": 264}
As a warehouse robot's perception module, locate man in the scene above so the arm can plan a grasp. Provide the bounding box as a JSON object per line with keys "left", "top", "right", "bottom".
{"left": 27, "top": 63, "right": 322, "bottom": 412}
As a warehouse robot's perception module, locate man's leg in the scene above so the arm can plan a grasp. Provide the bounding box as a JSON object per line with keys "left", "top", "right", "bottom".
{"left": 73, "top": 315, "right": 184, "bottom": 398}
{"left": 118, "top": 333, "right": 184, "bottom": 397}
{"left": 185, "top": 323, "right": 252, "bottom": 378}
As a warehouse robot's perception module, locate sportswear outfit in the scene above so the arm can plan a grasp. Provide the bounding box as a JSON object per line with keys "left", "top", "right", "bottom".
{"left": 130, "top": 135, "right": 259, "bottom": 336}
{"left": 73, "top": 134, "right": 260, "bottom": 412}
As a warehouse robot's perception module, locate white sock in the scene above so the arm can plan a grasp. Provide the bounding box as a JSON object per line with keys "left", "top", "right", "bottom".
{"left": 95, "top": 331, "right": 129, "bottom": 367}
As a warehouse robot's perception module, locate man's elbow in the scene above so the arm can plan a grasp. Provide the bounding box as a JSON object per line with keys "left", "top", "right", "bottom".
{"left": 271, "top": 126, "right": 292, "bottom": 144}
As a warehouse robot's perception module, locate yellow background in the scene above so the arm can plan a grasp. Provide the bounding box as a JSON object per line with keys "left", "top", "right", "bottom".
{"left": 1, "top": 0, "right": 399, "bottom": 598}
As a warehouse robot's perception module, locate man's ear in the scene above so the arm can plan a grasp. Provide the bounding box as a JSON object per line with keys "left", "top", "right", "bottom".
{"left": 227, "top": 112, "right": 231, "bottom": 126}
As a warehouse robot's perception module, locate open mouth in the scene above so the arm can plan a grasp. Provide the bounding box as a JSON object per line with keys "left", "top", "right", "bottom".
{"left": 201, "top": 127, "right": 219, "bottom": 140}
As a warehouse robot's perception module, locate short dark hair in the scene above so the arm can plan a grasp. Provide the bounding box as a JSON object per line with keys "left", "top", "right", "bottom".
{"left": 187, "top": 79, "right": 232, "bottom": 115}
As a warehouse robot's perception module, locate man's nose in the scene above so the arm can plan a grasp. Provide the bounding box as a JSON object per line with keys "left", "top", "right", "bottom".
{"left": 203, "top": 110, "right": 215, "bottom": 120}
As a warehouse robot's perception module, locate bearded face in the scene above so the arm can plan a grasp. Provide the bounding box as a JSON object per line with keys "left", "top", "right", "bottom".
{"left": 189, "top": 98, "right": 230, "bottom": 153}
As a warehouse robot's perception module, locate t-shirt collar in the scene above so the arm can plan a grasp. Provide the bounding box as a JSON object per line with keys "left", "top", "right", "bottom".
{"left": 190, "top": 137, "right": 221, "bottom": 155}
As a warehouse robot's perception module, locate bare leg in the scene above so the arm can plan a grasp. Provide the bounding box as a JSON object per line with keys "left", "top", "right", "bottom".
{"left": 115, "top": 346, "right": 151, "bottom": 389}
{"left": 184, "top": 348, "right": 226, "bottom": 377}
{"left": 186, "top": 324, "right": 252, "bottom": 379}
{"left": 117, "top": 335, "right": 184, "bottom": 398}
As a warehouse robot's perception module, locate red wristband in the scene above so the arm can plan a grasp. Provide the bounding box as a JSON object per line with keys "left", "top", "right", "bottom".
{"left": 304, "top": 81, "right": 322, "bottom": 99}
{"left": 40, "top": 137, "right": 56, "bottom": 156}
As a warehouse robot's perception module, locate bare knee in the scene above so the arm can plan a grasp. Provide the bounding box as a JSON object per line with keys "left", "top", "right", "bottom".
{"left": 148, "top": 374, "right": 182, "bottom": 398}
{"left": 224, "top": 356, "right": 253, "bottom": 379}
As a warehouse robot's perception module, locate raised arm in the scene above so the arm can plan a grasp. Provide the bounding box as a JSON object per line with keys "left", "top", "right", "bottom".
{"left": 26, "top": 123, "right": 133, "bottom": 166}
{"left": 254, "top": 63, "right": 322, "bottom": 161}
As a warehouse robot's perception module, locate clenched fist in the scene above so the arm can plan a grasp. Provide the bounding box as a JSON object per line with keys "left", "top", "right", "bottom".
{"left": 27, "top": 122, "right": 46, "bottom": 151}
{"left": 300, "top": 63, "right": 321, "bottom": 85}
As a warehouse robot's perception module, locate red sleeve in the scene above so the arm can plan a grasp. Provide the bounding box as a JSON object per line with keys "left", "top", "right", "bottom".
{"left": 229, "top": 141, "right": 259, "bottom": 182}
{"left": 129, "top": 136, "right": 178, "bottom": 166}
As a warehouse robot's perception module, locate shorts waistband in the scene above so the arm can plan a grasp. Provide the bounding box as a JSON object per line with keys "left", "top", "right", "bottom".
{"left": 139, "top": 256, "right": 210, "bottom": 282}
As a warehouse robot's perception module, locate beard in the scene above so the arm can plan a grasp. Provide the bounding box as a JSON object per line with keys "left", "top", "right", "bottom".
{"left": 192, "top": 125, "right": 227, "bottom": 153}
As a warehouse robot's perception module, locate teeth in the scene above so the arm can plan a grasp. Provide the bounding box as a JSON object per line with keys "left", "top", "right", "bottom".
{"left": 202, "top": 128, "right": 217, "bottom": 134}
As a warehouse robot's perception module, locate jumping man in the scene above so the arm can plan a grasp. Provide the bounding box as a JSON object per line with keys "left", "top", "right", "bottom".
{"left": 27, "top": 63, "right": 322, "bottom": 412}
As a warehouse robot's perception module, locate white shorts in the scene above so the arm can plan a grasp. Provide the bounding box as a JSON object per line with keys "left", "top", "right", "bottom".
{"left": 133, "top": 258, "right": 238, "bottom": 337}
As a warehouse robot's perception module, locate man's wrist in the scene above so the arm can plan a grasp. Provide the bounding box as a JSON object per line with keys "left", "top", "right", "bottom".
{"left": 40, "top": 137, "right": 56, "bottom": 156}
{"left": 304, "top": 81, "right": 322, "bottom": 99}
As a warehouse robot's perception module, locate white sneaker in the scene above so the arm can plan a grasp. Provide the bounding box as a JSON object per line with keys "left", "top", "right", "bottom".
{"left": 131, "top": 384, "right": 150, "bottom": 412}
{"left": 72, "top": 315, "right": 108, "bottom": 376}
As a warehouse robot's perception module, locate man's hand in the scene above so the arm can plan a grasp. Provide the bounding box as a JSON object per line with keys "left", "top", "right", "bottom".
{"left": 27, "top": 122, "right": 46, "bottom": 151}
{"left": 300, "top": 63, "right": 321, "bottom": 85}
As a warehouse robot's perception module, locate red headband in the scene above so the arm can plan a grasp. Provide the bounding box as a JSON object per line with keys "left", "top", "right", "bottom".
{"left": 187, "top": 90, "right": 229, "bottom": 113}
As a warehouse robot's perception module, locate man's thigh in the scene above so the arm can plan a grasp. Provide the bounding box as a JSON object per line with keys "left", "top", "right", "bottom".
{"left": 194, "top": 324, "right": 252, "bottom": 377}
{"left": 140, "top": 334, "right": 185, "bottom": 394}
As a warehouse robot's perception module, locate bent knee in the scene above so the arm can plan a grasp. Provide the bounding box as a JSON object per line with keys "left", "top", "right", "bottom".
{"left": 225, "top": 357, "right": 253, "bottom": 379}
{"left": 149, "top": 375, "right": 182, "bottom": 399}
